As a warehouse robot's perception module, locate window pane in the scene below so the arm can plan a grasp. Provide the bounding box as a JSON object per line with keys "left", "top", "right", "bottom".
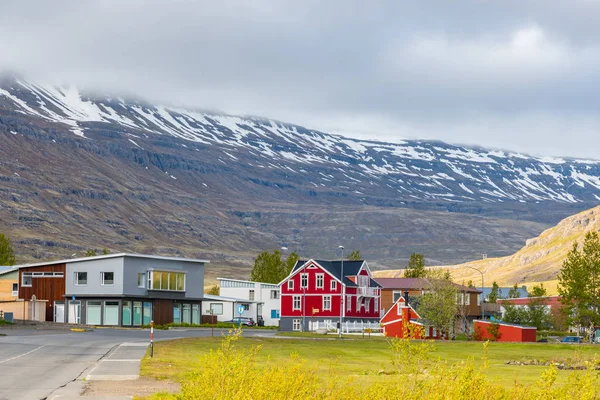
{"left": 160, "top": 272, "right": 169, "bottom": 290}
{"left": 210, "top": 303, "right": 223, "bottom": 315}
{"left": 122, "top": 301, "right": 132, "bottom": 325}
{"left": 182, "top": 304, "right": 191, "bottom": 324}
{"left": 192, "top": 304, "right": 200, "bottom": 324}
{"left": 152, "top": 272, "right": 161, "bottom": 290}
{"left": 173, "top": 304, "right": 182, "bottom": 324}
{"left": 138, "top": 273, "right": 145, "bottom": 288}
{"left": 104, "top": 302, "right": 119, "bottom": 325}
{"left": 102, "top": 272, "right": 114, "bottom": 285}
{"left": 176, "top": 273, "right": 184, "bottom": 291}
{"left": 169, "top": 272, "right": 177, "bottom": 291}
{"left": 133, "top": 302, "right": 142, "bottom": 325}
{"left": 143, "top": 302, "right": 152, "bottom": 325}
{"left": 87, "top": 302, "right": 102, "bottom": 325}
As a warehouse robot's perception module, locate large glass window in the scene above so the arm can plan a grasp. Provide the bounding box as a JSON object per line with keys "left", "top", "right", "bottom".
{"left": 210, "top": 303, "right": 223, "bottom": 315}
{"left": 149, "top": 271, "right": 186, "bottom": 291}
{"left": 104, "top": 301, "right": 119, "bottom": 325}
{"left": 182, "top": 304, "right": 191, "bottom": 324}
{"left": 22, "top": 273, "right": 32, "bottom": 287}
{"left": 192, "top": 304, "right": 200, "bottom": 325}
{"left": 122, "top": 301, "right": 132, "bottom": 325}
{"left": 143, "top": 302, "right": 152, "bottom": 325}
{"left": 87, "top": 301, "right": 102, "bottom": 325}
{"left": 173, "top": 303, "right": 182, "bottom": 324}
{"left": 133, "top": 301, "right": 142, "bottom": 326}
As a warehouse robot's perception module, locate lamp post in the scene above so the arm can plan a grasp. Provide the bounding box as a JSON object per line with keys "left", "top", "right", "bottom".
{"left": 466, "top": 266, "right": 484, "bottom": 320}
{"left": 339, "top": 245, "right": 344, "bottom": 338}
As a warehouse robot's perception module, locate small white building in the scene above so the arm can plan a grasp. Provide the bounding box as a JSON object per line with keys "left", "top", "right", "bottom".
{"left": 202, "top": 294, "right": 264, "bottom": 323}
{"left": 217, "top": 278, "right": 281, "bottom": 326}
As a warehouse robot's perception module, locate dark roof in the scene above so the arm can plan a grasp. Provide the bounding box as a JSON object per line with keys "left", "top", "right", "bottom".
{"left": 373, "top": 277, "right": 481, "bottom": 293}
{"left": 292, "top": 260, "right": 381, "bottom": 287}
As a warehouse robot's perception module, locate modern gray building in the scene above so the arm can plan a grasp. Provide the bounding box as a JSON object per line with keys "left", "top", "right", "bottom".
{"left": 15, "top": 253, "right": 209, "bottom": 326}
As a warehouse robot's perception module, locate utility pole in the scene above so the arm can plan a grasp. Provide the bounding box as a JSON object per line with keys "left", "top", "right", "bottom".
{"left": 339, "top": 245, "right": 344, "bottom": 338}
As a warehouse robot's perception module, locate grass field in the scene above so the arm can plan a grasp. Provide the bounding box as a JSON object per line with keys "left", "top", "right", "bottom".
{"left": 141, "top": 334, "right": 600, "bottom": 391}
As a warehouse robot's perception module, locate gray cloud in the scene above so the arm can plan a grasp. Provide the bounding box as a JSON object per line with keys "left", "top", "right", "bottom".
{"left": 2, "top": 1, "right": 600, "bottom": 158}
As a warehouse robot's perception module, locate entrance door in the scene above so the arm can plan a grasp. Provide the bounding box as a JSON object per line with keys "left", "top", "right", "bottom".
{"left": 54, "top": 302, "right": 65, "bottom": 323}
{"left": 68, "top": 301, "right": 81, "bottom": 324}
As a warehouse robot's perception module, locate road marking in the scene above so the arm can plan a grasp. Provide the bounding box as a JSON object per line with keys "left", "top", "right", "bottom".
{"left": 101, "top": 359, "right": 141, "bottom": 362}
{"left": 0, "top": 345, "right": 45, "bottom": 364}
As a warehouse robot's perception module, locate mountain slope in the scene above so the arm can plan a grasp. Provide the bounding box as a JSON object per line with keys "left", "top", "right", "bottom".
{"left": 374, "top": 205, "right": 600, "bottom": 292}
{"left": 0, "top": 75, "right": 598, "bottom": 278}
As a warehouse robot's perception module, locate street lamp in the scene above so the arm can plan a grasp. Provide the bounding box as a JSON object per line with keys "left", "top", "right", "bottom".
{"left": 465, "top": 266, "right": 484, "bottom": 320}
{"left": 339, "top": 245, "right": 344, "bottom": 338}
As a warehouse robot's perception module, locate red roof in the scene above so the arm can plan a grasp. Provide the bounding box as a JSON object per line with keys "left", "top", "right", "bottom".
{"left": 497, "top": 296, "right": 561, "bottom": 307}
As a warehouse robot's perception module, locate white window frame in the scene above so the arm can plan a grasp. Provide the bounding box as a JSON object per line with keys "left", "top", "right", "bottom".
{"left": 392, "top": 290, "right": 402, "bottom": 303}
{"left": 242, "top": 303, "right": 250, "bottom": 311}
{"left": 293, "top": 295, "right": 301, "bottom": 310}
{"left": 300, "top": 273, "right": 308, "bottom": 289}
{"left": 432, "top": 327, "right": 437, "bottom": 337}
{"left": 347, "top": 295, "right": 351, "bottom": 311}
{"left": 331, "top": 280, "right": 337, "bottom": 291}
{"left": 477, "top": 294, "right": 481, "bottom": 306}
{"left": 465, "top": 293, "right": 470, "bottom": 305}
{"left": 101, "top": 271, "right": 114, "bottom": 286}
{"left": 21, "top": 273, "right": 32, "bottom": 287}
{"left": 374, "top": 296, "right": 379, "bottom": 314}
{"left": 249, "top": 289, "right": 255, "bottom": 301}
{"left": 210, "top": 303, "right": 223, "bottom": 315}
{"left": 11, "top": 283, "right": 18, "bottom": 296}
{"left": 323, "top": 295, "right": 331, "bottom": 311}
{"left": 288, "top": 280, "right": 294, "bottom": 290}
{"left": 293, "top": 319, "right": 301, "bottom": 331}
{"left": 316, "top": 274, "right": 324, "bottom": 289}
{"left": 74, "top": 272, "right": 87, "bottom": 286}
{"left": 270, "top": 290, "right": 279, "bottom": 299}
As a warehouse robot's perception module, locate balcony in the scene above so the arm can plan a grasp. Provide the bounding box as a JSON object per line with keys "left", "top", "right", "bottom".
{"left": 357, "top": 287, "right": 378, "bottom": 297}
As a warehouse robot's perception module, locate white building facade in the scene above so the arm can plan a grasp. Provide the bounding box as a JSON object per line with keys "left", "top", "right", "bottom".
{"left": 217, "top": 278, "right": 281, "bottom": 326}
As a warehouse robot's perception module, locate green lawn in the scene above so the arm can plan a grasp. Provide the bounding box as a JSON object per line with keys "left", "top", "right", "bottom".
{"left": 141, "top": 335, "right": 600, "bottom": 390}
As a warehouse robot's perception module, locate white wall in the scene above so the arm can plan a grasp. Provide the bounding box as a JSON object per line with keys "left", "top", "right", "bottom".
{"left": 219, "top": 279, "right": 281, "bottom": 326}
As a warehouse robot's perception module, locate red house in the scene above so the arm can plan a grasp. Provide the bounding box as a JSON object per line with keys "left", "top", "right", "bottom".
{"left": 474, "top": 320, "right": 537, "bottom": 342}
{"left": 381, "top": 295, "right": 441, "bottom": 339}
{"left": 279, "top": 259, "right": 381, "bottom": 331}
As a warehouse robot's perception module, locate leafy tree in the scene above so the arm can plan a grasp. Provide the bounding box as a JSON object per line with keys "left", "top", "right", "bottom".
{"left": 403, "top": 253, "right": 426, "bottom": 278}
{"left": 488, "top": 281, "right": 501, "bottom": 303}
{"left": 417, "top": 270, "right": 457, "bottom": 338}
{"left": 86, "top": 249, "right": 97, "bottom": 257}
{"left": 251, "top": 250, "right": 298, "bottom": 284}
{"left": 205, "top": 285, "right": 220, "bottom": 295}
{"left": 558, "top": 231, "right": 600, "bottom": 330}
{"left": 0, "top": 233, "right": 16, "bottom": 266}
{"left": 527, "top": 284, "right": 551, "bottom": 330}
{"left": 102, "top": 248, "right": 109, "bottom": 255}
{"left": 508, "top": 283, "right": 521, "bottom": 298}
{"left": 502, "top": 304, "right": 528, "bottom": 325}
{"left": 348, "top": 250, "right": 361, "bottom": 261}
{"left": 467, "top": 280, "right": 474, "bottom": 288}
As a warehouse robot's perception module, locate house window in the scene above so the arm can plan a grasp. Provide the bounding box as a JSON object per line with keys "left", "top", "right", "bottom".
{"left": 74, "top": 272, "right": 87, "bottom": 286}
{"left": 288, "top": 280, "right": 294, "bottom": 290}
{"left": 270, "top": 290, "right": 279, "bottom": 299}
{"left": 432, "top": 327, "right": 437, "bottom": 337}
{"left": 293, "top": 319, "right": 301, "bottom": 331}
{"left": 300, "top": 274, "right": 308, "bottom": 289}
{"left": 249, "top": 290, "right": 255, "bottom": 301}
{"left": 137, "top": 273, "right": 145, "bottom": 288}
{"left": 331, "top": 280, "right": 337, "bottom": 290}
{"left": 347, "top": 295, "right": 351, "bottom": 311}
{"left": 374, "top": 297, "right": 379, "bottom": 314}
{"left": 477, "top": 294, "right": 481, "bottom": 306}
{"left": 101, "top": 272, "right": 114, "bottom": 285}
{"left": 149, "top": 271, "right": 186, "bottom": 291}
{"left": 21, "top": 273, "right": 32, "bottom": 287}
{"left": 323, "top": 295, "right": 331, "bottom": 310}
{"left": 316, "top": 274, "right": 324, "bottom": 289}
{"left": 293, "top": 295, "right": 301, "bottom": 310}
{"left": 423, "top": 326, "right": 429, "bottom": 337}
{"left": 242, "top": 303, "right": 250, "bottom": 311}
{"left": 465, "top": 293, "right": 470, "bottom": 305}
{"left": 210, "top": 303, "right": 223, "bottom": 315}
{"left": 271, "top": 309, "right": 280, "bottom": 319}
{"left": 393, "top": 291, "right": 403, "bottom": 303}
{"left": 11, "top": 283, "right": 18, "bottom": 296}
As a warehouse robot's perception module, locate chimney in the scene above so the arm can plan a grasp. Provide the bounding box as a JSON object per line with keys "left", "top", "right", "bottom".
{"left": 404, "top": 291, "right": 409, "bottom": 307}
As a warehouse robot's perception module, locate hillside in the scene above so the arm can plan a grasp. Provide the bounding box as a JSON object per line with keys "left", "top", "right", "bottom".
{"left": 1, "top": 75, "right": 599, "bottom": 278}
{"left": 373, "top": 205, "right": 600, "bottom": 293}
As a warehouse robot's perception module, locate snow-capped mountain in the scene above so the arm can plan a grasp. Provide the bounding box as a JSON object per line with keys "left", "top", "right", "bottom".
{"left": 0, "top": 75, "right": 595, "bottom": 270}
{"left": 1, "top": 76, "right": 599, "bottom": 206}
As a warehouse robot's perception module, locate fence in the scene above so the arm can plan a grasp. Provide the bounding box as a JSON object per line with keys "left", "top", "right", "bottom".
{"left": 308, "top": 320, "right": 383, "bottom": 334}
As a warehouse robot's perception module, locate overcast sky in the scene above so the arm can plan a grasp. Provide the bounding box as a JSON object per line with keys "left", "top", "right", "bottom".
{"left": 2, "top": 1, "right": 600, "bottom": 158}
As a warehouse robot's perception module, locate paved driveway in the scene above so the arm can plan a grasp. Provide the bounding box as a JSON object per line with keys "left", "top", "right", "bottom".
{"left": 0, "top": 327, "right": 275, "bottom": 400}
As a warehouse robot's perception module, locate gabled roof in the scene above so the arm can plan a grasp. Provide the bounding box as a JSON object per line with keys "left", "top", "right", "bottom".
{"left": 373, "top": 277, "right": 481, "bottom": 293}
{"left": 289, "top": 259, "right": 381, "bottom": 287}
{"left": 0, "top": 267, "right": 18, "bottom": 277}
{"left": 8, "top": 253, "right": 210, "bottom": 269}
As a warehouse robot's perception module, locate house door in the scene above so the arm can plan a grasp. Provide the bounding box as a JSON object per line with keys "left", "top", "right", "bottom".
{"left": 54, "top": 302, "right": 65, "bottom": 323}
{"left": 68, "top": 301, "right": 81, "bottom": 324}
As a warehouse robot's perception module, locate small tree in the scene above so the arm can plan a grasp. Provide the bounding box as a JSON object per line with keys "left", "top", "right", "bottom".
{"left": 527, "top": 284, "right": 551, "bottom": 330}
{"left": 251, "top": 250, "right": 298, "bottom": 284}
{"left": 488, "top": 281, "right": 501, "bottom": 303}
{"left": 102, "top": 248, "right": 109, "bottom": 255}
{"left": 418, "top": 270, "right": 457, "bottom": 338}
{"left": 508, "top": 283, "right": 521, "bottom": 299}
{"left": 0, "top": 233, "right": 16, "bottom": 266}
{"left": 487, "top": 322, "right": 502, "bottom": 341}
{"left": 403, "top": 253, "right": 426, "bottom": 278}
{"left": 348, "top": 250, "right": 361, "bottom": 261}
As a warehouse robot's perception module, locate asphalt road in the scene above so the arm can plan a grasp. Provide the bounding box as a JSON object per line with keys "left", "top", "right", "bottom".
{"left": 0, "top": 326, "right": 276, "bottom": 400}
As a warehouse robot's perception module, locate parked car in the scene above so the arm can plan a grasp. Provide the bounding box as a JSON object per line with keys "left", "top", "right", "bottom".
{"left": 225, "top": 317, "right": 255, "bottom": 326}
{"left": 561, "top": 336, "right": 583, "bottom": 343}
